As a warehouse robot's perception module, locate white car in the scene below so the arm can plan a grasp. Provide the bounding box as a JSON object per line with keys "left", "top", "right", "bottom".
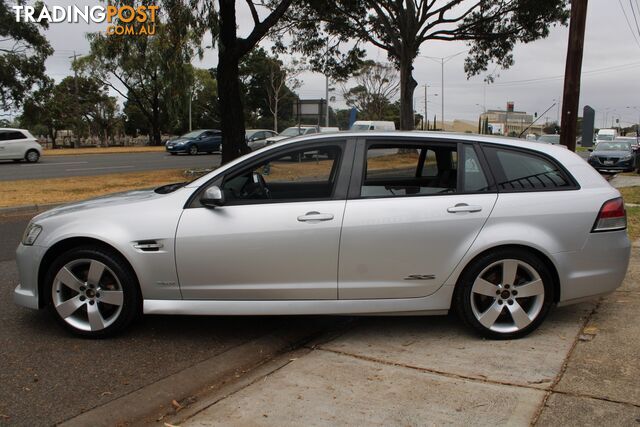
{"left": 264, "top": 126, "right": 320, "bottom": 145}
{"left": 0, "top": 128, "right": 42, "bottom": 163}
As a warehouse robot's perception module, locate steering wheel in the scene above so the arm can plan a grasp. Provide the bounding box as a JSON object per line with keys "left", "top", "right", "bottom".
{"left": 241, "top": 171, "right": 271, "bottom": 199}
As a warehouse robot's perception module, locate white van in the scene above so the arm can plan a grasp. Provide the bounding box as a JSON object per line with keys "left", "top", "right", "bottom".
{"left": 596, "top": 129, "right": 617, "bottom": 142}
{"left": 350, "top": 121, "right": 396, "bottom": 131}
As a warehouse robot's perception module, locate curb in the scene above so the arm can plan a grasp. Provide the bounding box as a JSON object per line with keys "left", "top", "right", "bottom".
{"left": 59, "top": 321, "right": 332, "bottom": 427}
{"left": 0, "top": 203, "right": 61, "bottom": 216}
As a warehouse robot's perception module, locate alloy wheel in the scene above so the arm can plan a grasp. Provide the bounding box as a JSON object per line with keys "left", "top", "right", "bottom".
{"left": 52, "top": 259, "right": 124, "bottom": 332}
{"left": 26, "top": 151, "right": 39, "bottom": 162}
{"left": 469, "top": 259, "right": 545, "bottom": 334}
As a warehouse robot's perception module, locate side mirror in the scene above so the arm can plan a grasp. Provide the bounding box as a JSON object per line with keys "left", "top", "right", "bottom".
{"left": 588, "top": 149, "right": 593, "bottom": 152}
{"left": 201, "top": 186, "right": 225, "bottom": 208}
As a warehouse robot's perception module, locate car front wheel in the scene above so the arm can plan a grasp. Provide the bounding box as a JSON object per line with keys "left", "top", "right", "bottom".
{"left": 25, "top": 150, "right": 40, "bottom": 163}
{"left": 454, "top": 248, "right": 554, "bottom": 339}
{"left": 46, "top": 246, "right": 140, "bottom": 338}
{"left": 188, "top": 144, "right": 198, "bottom": 155}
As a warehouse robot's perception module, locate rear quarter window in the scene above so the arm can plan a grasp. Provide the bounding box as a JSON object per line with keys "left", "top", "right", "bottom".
{"left": 483, "top": 145, "right": 576, "bottom": 192}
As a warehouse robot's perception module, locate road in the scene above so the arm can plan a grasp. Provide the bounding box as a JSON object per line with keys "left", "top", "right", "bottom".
{"left": 0, "top": 214, "right": 318, "bottom": 426}
{"left": 0, "top": 152, "right": 221, "bottom": 181}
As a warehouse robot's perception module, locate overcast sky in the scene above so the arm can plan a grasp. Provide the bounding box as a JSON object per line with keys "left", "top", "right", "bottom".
{"left": 21, "top": 0, "right": 640, "bottom": 126}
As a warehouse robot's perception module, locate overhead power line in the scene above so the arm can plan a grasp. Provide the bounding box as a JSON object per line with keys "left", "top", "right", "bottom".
{"left": 619, "top": 0, "right": 640, "bottom": 50}
{"left": 629, "top": 0, "right": 640, "bottom": 38}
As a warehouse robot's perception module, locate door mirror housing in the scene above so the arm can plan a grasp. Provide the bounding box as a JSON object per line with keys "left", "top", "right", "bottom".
{"left": 588, "top": 148, "right": 593, "bottom": 152}
{"left": 201, "top": 186, "right": 225, "bottom": 208}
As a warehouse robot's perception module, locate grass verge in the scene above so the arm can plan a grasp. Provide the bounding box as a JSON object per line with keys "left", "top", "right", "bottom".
{"left": 619, "top": 187, "right": 640, "bottom": 241}
{"left": 43, "top": 146, "right": 166, "bottom": 156}
{"left": 0, "top": 169, "right": 187, "bottom": 208}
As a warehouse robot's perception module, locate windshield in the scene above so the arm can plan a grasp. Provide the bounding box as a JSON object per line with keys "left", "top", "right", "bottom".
{"left": 351, "top": 124, "right": 372, "bottom": 131}
{"left": 597, "top": 134, "right": 614, "bottom": 141}
{"left": 596, "top": 142, "right": 631, "bottom": 151}
{"left": 538, "top": 135, "right": 560, "bottom": 144}
{"left": 280, "top": 127, "right": 306, "bottom": 137}
{"left": 180, "top": 130, "right": 205, "bottom": 139}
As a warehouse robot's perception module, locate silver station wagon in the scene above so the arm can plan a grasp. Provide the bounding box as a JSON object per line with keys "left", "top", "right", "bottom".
{"left": 15, "top": 132, "right": 630, "bottom": 339}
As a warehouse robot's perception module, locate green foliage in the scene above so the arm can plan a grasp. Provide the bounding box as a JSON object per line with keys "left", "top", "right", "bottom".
{"left": 79, "top": 16, "right": 201, "bottom": 144}
{"left": 342, "top": 61, "right": 399, "bottom": 120}
{"left": 0, "top": 0, "right": 53, "bottom": 110}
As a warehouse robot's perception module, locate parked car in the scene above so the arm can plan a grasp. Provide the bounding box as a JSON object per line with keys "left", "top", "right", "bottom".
{"left": 165, "top": 129, "right": 222, "bottom": 155}
{"left": 15, "top": 132, "right": 629, "bottom": 339}
{"left": 587, "top": 139, "right": 638, "bottom": 173}
{"left": 537, "top": 134, "right": 560, "bottom": 145}
{"left": 350, "top": 120, "right": 396, "bottom": 131}
{"left": 0, "top": 128, "right": 42, "bottom": 163}
{"left": 263, "top": 126, "right": 319, "bottom": 145}
{"left": 246, "top": 129, "right": 278, "bottom": 151}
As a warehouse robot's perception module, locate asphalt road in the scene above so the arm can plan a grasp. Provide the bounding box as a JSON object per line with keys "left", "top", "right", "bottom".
{"left": 0, "top": 214, "right": 313, "bottom": 426}
{"left": 0, "top": 152, "right": 221, "bottom": 181}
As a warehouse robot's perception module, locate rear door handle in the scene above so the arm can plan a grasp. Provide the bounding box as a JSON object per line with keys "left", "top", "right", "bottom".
{"left": 447, "top": 203, "right": 482, "bottom": 213}
{"left": 297, "top": 211, "right": 334, "bottom": 222}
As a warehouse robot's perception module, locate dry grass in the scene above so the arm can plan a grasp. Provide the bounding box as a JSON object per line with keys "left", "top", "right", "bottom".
{"left": 43, "top": 146, "right": 166, "bottom": 156}
{"left": 0, "top": 169, "right": 186, "bottom": 208}
{"left": 618, "top": 187, "right": 640, "bottom": 240}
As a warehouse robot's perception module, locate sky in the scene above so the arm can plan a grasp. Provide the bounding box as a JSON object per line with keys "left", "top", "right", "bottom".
{"left": 11, "top": 0, "right": 640, "bottom": 127}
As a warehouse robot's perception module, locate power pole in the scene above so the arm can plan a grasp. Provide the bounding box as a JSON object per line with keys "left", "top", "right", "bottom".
{"left": 69, "top": 51, "right": 81, "bottom": 147}
{"left": 559, "top": 0, "right": 588, "bottom": 151}
{"left": 423, "top": 85, "right": 428, "bottom": 130}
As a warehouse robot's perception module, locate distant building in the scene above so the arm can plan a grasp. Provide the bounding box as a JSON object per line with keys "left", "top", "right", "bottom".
{"left": 480, "top": 102, "right": 544, "bottom": 137}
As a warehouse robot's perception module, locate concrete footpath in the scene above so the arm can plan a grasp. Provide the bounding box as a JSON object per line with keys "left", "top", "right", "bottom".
{"left": 165, "top": 250, "right": 640, "bottom": 427}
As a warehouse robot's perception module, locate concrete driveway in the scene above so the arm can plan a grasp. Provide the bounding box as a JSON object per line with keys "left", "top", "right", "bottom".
{"left": 172, "top": 251, "right": 640, "bottom": 427}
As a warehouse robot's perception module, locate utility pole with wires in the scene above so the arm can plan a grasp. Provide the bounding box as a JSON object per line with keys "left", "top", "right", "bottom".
{"left": 423, "top": 84, "right": 428, "bottom": 130}
{"left": 559, "top": 0, "right": 588, "bottom": 151}
{"left": 68, "top": 51, "right": 83, "bottom": 147}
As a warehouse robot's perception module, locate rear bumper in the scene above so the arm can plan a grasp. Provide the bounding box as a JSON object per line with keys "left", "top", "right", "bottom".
{"left": 554, "top": 230, "right": 630, "bottom": 303}
{"left": 588, "top": 159, "right": 635, "bottom": 171}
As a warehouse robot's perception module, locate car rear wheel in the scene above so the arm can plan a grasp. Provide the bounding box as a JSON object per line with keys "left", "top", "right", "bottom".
{"left": 454, "top": 248, "right": 554, "bottom": 339}
{"left": 189, "top": 145, "right": 198, "bottom": 155}
{"left": 25, "top": 149, "right": 40, "bottom": 163}
{"left": 46, "top": 246, "right": 140, "bottom": 338}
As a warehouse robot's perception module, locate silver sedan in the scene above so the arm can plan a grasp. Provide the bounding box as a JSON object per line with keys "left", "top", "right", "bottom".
{"left": 14, "top": 132, "right": 630, "bottom": 339}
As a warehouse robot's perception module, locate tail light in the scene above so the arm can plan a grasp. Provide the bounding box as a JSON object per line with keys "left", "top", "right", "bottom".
{"left": 592, "top": 197, "right": 626, "bottom": 232}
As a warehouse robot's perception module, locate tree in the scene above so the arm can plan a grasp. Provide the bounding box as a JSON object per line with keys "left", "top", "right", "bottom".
{"left": 190, "top": 68, "right": 220, "bottom": 130}
{"left": 0, "top": 0, "right": 53, "bottom": 110}
{"left": 210, "top": 0, "right": 296, "bottom": 163}
{"left": 342, "top": 60, "right": 399, "bottom": 120}
{"left": 288, "top": 0, "right": 569, "bottom": 130}
{"left": 79, "top": 15, "right": 199, "bottom": 145}
{"left": 265, "top": 59, "right": 302, "bottom": 132}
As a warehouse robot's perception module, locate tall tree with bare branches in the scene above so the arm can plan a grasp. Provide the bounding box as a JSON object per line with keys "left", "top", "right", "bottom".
{"left": 286, "top": 0, "right": 569, "bottom": 130}
{"left": 342, "top": 60, "right": 399, "bottom": 119}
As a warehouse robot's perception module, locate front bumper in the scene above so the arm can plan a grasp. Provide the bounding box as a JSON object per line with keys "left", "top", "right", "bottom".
{"left": 588, "top": 157, "right": 635, "bottom": 171}
{"left": 166, "top": 144, "right": 189, "bottom": 153}
{"left": 14, "top": 243, "right": 48, "bottom": 310}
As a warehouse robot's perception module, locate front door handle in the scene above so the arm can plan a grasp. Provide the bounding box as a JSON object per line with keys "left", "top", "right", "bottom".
{"left": 447, "top": 203, "right": 482, "bottom": 213}
{"left": 297, "top": 211, "right": 334, "bottom": 222}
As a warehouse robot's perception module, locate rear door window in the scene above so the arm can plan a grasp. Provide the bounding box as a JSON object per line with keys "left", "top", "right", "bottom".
{"left": 483, "top": 146, "right": 574, "bottom": 191}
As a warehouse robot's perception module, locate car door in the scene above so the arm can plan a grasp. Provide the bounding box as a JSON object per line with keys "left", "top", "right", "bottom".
{"left": 0, "top": 130, "right": 8, "bottom": 159}
{"left": 175, "top": 138, "right": 354, "bottom": 300}
{"left": 3, "top": 131, "right": 25, "bottom": 158}
{"left": 338, "top": 138, "right": 498, "bottom": 299}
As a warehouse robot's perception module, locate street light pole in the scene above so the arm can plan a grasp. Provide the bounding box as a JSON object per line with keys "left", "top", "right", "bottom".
{"left": 420, "top": 50, "right": 466, "bottom": 131}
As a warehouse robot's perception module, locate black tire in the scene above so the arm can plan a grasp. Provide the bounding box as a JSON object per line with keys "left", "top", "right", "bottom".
{"left": 25, "top": 149, "right": 40, "bottom": 163}
{"left": 170, "top": 152, "right": 177, "bottom": 156}
{"left": 45, "top": 246, "right": 140, "bottom": 338}
{"left": 453, "top": 248, "right": 555, "bottom": 340}
{"left": 188, "top": 144, "right": 198, "bottom": 155}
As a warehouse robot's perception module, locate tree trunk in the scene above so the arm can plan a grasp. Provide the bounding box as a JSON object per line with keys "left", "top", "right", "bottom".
{"left": 273, "top": 97, "right": 278, "bottom": 132}
{"left": 217, "top": 0, "right": 249, "bottom": 165}
{"left": 399, "top": 54, "right": 417, "bottom": 131}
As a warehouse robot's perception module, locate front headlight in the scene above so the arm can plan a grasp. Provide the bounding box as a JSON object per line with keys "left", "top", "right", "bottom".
{"left": 22, "top": 223, "right": 42, "bottom": 246}
{"left": 621, "top": 155, "right": 633, "bottom": 161}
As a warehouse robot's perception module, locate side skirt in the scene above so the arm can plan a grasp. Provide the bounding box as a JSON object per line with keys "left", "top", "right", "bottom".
{"left": 144, "top": 285, "right": 454, "bottom": 316}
